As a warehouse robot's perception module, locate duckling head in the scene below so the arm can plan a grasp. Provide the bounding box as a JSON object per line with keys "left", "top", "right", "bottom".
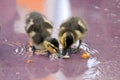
{"left": 43, "top": 37, "right": 59, "bottom": 54}
{"left": 60, "top": 32, "right": 74, "bottom": 49}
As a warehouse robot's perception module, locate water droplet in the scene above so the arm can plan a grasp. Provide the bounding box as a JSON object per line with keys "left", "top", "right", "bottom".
{"left": 94, "top": 6, "right": 101, "bottom": 10}
{"left": 15, "top": 48, "right": 19, "bottom": 53}
{"left": 16, "top": 72, "right": 20, "bottom": 75}
{"left": 104, "top": 8, "right": 109, "bottom": 11}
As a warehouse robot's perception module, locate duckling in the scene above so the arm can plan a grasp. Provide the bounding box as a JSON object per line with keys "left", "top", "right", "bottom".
{"left": 25, "top": 11, "right": 59, "bottom": 55}
{"left": 58, "top": 17, "right": 88, "bottom": 58}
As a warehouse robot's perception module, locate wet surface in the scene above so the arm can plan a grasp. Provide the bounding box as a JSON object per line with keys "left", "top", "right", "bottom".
{"left": 0, "top": 0, "right": 120, "bottom": 80}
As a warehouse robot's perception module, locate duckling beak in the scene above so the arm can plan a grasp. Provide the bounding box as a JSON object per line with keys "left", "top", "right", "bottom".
{"left": 58, "top": 50, "right": 62, "bottom": 58}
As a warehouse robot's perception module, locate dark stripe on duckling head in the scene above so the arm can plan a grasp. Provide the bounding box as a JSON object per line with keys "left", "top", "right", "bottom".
{"left": 46, "top": 38, "right": 59, "bottom": 48}
{"left": 44, "top": 38, "right": 59, "bottom": 53}
{"left": 65, "top": 33, "right": 74, "bottom": 48}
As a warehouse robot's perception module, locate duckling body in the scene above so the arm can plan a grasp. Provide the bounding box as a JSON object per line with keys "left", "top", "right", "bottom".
{"left": 25, "top": 12, "right": 53, "bottom": 51}
{"left": 59, "top": 17, "right": 88, "bottom": 58}
{"left": 25, "top": 12, "right": 59, "bottom": 56}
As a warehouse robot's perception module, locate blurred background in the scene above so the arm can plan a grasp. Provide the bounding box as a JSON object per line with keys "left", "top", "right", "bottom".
{"left": 0, "top": 0, "right": 120, "bottom": 80}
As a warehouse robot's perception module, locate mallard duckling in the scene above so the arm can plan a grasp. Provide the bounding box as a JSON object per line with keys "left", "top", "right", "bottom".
{"left": 58, "top": 17, "right": 88, "bottom": 58}
{"left": 25, "top": 11, "right": 59, "bottom": 55}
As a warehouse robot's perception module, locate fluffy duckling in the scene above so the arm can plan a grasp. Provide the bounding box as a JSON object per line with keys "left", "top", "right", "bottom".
{"left": 25, "top": 11, "right": 59, "bottom": 55}
{"left": 58, "top": 17, "right": 88, "bottom": 58}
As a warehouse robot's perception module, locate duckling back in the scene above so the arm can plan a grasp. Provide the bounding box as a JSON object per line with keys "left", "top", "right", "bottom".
{"left": 25, "top": 11, "right": 53, "bottom": 49}
{"left": 59, "top": 17, "right": 88, "bottom": 41}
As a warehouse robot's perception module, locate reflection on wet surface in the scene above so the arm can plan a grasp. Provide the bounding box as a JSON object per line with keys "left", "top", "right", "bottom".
{"left": 0, "top": 0, "right": 120, "bottom": 80}
{"left": 0, "top": 37, "right": 101, "bottom": 80}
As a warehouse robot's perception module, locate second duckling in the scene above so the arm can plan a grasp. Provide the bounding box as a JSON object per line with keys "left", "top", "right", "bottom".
{"left": 58, "top": 17, "right": 88, "bottom": 58}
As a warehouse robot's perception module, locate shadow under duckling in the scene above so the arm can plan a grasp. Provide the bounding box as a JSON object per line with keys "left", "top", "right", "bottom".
{"left": 58, "top": 17, "right": 88, "bottom": 58}
{"left": 25, "top": 11, "right": 59, "bottom": 56}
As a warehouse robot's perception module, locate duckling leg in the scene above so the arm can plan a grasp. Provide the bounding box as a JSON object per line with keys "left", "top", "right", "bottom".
{"left": 32, "top": 46, "right": 36, "bottom": 54}
{"left": 26, "top": 42, "right": 36, "bottom": 57}
{"left": 27, "top": 41, "right": 36, "bottom": 54}
{"left": 76, "top": 40, "right": 82, "bottom": 49}
{"left": 72, "top": 40, "right": 82, "bottom": 53}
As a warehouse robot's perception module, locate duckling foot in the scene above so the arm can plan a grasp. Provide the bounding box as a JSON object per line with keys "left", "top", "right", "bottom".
{"left": 62, "top": 50, "right": 70, "bottom": 59}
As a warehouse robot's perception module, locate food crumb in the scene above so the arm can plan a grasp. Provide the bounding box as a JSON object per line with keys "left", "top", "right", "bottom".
{"left": 81, "top": 53, "right": 90, "bottom": 59}
{"left": 26, "top": 59, "right": 34, "bottom": 63}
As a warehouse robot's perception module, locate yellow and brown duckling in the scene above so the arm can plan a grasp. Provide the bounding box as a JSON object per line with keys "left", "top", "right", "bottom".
{"left": 58, "top": 17, "right": 88, "bottom": 58}
{"left": 25, "top": 11, "right": 59, "bottom": 56}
